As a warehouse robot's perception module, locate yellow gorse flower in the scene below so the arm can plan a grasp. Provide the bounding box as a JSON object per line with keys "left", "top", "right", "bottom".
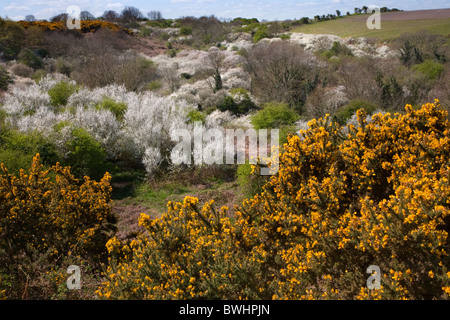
{"left": 98, "top": 101, "right": 450, "bottom": 300}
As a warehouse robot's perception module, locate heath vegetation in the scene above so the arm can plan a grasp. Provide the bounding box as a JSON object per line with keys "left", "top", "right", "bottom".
{"left": 0, "top": 6, "right": 449, "bottom": 299}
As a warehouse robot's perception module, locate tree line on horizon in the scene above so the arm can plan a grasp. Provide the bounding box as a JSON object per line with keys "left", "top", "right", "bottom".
{"left": 13, "top": 4, "right": 402, "bottom": 28}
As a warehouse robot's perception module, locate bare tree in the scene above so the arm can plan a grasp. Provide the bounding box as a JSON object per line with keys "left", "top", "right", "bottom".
{"left": 205, "top": 47, "right": 225, "bottom": 92}
{"left": 337, "top": 56, "right": 382, "bottom": 104}
{"left": 148, "top": 11, "right": 163, "bottom": 21}
{"left": 243, "top": 41, "right": 319, "bottom": 112}
{"left": 64, "top": 29, "right": 154, "bottom": 90}
{"left": 121, "top": 6, "right": 143, "bottom": 22}
{"left": 25, "top": 14, "right": 36, "bottom": 22}
{"left": 102, "top": 10, "right": 120, "bottom": 22}
{"left": 158, "top": 62, "right": 180, "bottom": 93}
{"left": 80, "top": 11, "right": 95, "bottom": 21}
{"left": 178, "top": 15, "right": 227, "bottom": 47}
{"left": 50, "top": 13, "right": 68, "bottom": 22}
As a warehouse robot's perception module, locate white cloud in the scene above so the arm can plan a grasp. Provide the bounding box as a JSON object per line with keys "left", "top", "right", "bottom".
{"left": 106, "top": 2, "right": 123, "bottom": 9}
{"left": 4, "top": 3, "right": 31, "bottom": 11}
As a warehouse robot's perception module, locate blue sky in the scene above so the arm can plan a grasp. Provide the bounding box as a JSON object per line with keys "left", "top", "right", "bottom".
{"left": 1, "top": 0, "right": 449, "bottom": 21}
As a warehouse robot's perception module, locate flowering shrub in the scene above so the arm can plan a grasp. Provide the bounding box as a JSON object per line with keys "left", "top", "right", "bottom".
{"left": 2, "top": 78, "right": 193, "bottom": 176}
{"left": 98, "top": 100, "right": 450, "bottom": 300}
{"left": 0, "top": 154, "right": 116, "bottom": 299}
{"left": 17, "top": 20, "right": 132, "bottom": 34}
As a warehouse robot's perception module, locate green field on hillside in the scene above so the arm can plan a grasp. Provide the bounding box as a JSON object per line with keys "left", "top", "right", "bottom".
{"left": 292, "top": 14, "right": 450, "bottom": 41}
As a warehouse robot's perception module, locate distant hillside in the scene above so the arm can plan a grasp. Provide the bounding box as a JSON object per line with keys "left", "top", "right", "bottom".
{"left": 292, "top": 8, "right": 450, "bottom": 41}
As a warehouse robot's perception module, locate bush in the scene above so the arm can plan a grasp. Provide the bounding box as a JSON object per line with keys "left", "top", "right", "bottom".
{"left": 115, "top": 56, "right": 157, "bottom": 92}
{"left": 0, "top": 65, "right": 12, "bottom": 91}
{"left": 0, "top": 154, "right": 116, "bottom": 299}
{"left": 319, "top": 41, "right": 353, "bottom": 59}
{"left": 139, "top": 26, "right": 152, "bottom": 37}
{"left": 330, "top": 41, "right": 353, "bottom": 56}
{"left": 251, "top": 102, "right": 299, "bottom": 129}
{"left": 179, "top": 26, "right": 192, "bottom": 36}
{"left": 412, "top": 59, "right": 444, "bottom": 80}
{"left": 98, "top": 101, "right": 450, "bottom": 300}
{"left": 187, "top": 109, "right": 205, "bottom": 124}
{"left": 243, "top": 41, "right": 318, "bottom": 110}
{"left": 0, "top": 19, "right": 25, "bottom": 60}
{"left": 17, "top": 48, "right": 43, "bottom": 70}
{"left": 333, "top": 99, "right": 377, "bottom": 125}
{"left": 54, "top": 58, "right": 73, "bottom": 76}
{"left": 10, "top": 63, "right": 34, "bottom": 78}
{"left": 237, "top": 162, "right": 268, "bottom": 198}
{"left": 47, "top": 80, "right": 77, "bottom": 107}
{"left": 253, "top": 25, "right": 269, "bottom": 43}
{"left": 64, "top": 127, "right": 111, "bottom": 180}
{"left": 0, "top": 129, "right": 56, "bottom": 175}
{"left": 229, "top": 88, "right": 257, "bottom": 115}
{"left": 31, "top": 69, "right": 46, "bottom": 82}
{"left": 148, "top": 80, "right": 162, "bottom": 91}
{"left": 95, "top": 97, "right": 128, "bottom": 121}
{"left": 218, "top": 96, "right": 238, "bottom": 114}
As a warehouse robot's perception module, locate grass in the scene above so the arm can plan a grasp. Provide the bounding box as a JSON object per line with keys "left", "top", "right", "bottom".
{"left": 110, "top": 166, "right": 244, "bottom": 239}
{"left": 292, "top": 14, "right": 450, "bottom": 42}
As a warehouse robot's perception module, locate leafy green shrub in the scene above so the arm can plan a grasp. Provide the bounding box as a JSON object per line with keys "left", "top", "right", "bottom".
{"left": 333, "top": 99, "right": 377, "bottom": 125}
{"left": 146, "top": 19, "right": 172, "bottom": 28}
{"left": 166, "top": 48, "right": 178, "bottom": 57}
{"left": 64, "top": 127, "right": 111, "bottom": 180}
{"left": 31, "top": 69, "right": 46, "bottom": 82}
{"left": 147, "top": 80, "right": 162, "bottom": 91}
{"left": 95, "top": 97, "right": 128, "bottom": 121}
{"left": 330, "top": 41, "right": 353, "bottom": 56}
{"left": 251, "top": 102, "right": 299, "bottom": 129}
{"left": 239, "top": 21, "right": 260, "bottom": 33}
{"left": 320, "top": 41, "right": 353, "bottom": 59}
{"left": 159, "top": 32, "right": 171, "bottom": 41}
{"left": 218, "top": 96, "right": 239, "bottom": 114}
{"left": 280, "top": 34, "right": 291, "bottom": 40}
{"left": 0, "top": 18, "right": 25, "bottom": 60}
{"left": 319, "top": 50, "right": 334, "bottom": 60}
{"left": 187, "top": 109, "right": 205, "bottom": 124}
{"left": 253, "top": 25, "right": 269, "bottom": 43}
{"left": 279, "top": 124, "right": 297, "bottom": 145}
{"left": 230, "top": 88, "right": 257, "bottom": 114}
{"left": 48, "top": 81, "right": 77, "bottom": 107}
{"left": 139, "top": 26, "right": 152, "bottom": 37}
{"left": 412, "top": 59, "right": 444, "bottom": 80}
{"left": 237, "top": 162, "right": 268, "bottom": 198}
{"left": 17, "top": 48, "right": 43, "bottom": 69}
{"left": 0, "top": 129, "right": 57, "bottom": 175}
{"left": 181, "top": 72, "right": 192, "bottom": 80}
{"left": 179, "top": 26, "right": 192, "bottom": 36}
{"left": 0, "top": 65, "right": 12, "bottom": 91}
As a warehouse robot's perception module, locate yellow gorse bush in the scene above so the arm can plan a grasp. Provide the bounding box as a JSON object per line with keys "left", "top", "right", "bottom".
{"left": 17, "top": 20, "right": 132, "bottom": 34}
{"left": 98, "top": 100, "right": 450, "bottom": 300}
{"left": 0, "top": 154, "right": 116, "bottom": 299}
